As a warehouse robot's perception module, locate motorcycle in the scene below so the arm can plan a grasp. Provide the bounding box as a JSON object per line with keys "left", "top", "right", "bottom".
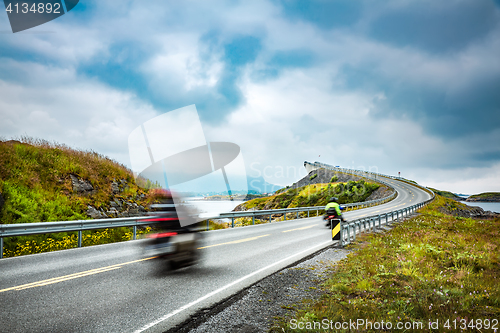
{"left": 323, "top": 206, "right": 345, "bottom": 227}
{"left": 143, "top": 201, "right": 202, "bottom": 269}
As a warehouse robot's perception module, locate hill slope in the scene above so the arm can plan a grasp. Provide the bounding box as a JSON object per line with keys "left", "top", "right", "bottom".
{"left": 0, "top": 138, "right": 152, "bottom": 224}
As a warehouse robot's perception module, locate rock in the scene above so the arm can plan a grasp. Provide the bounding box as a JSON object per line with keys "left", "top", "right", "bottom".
{"left": 87, "top": 205, "right": 105, "bottom": 219}
{"left": 110, "top": 201, "right": 118, "bottom": 208}
{"left": 111, "top": 181, "right": 120, "bottom": 194}
{"left": 365, "top": 185, "right": 394, "bottom": 201}
{"left": 70, "top": 174, "right": 95, "bottom": 194}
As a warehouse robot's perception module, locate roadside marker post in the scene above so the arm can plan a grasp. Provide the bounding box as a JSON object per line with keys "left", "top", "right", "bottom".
{"left": 331, "top": 219, "right": 341, "bottom": 242}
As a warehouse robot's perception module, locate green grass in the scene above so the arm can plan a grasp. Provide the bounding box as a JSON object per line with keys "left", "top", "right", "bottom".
{"left": 429, "top": 187, "right": 463, "bottom": 200}
{"left": 272, "top": 195, "right": 500, "bottom": 332}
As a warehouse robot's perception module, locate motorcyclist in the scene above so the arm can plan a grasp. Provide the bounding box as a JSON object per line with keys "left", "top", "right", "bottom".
{"left": 324, "top": 197, "right": 344, "bottom": 225}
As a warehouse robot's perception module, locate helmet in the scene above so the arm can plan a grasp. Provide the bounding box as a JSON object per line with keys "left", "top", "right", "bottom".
{"left": 329, "top": 197, "right": 338, "bottom": 203}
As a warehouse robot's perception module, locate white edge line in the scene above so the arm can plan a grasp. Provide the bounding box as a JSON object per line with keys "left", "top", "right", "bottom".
{"left": 133, "top": 239, "right": 333, "bottom": 333}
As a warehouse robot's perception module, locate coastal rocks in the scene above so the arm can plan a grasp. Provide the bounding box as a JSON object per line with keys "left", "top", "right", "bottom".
{"left": 70, "top": 174, "right": 95, "bottom": 195}
{"left": 438, "top": 202, "right": 499, "bottom": 219}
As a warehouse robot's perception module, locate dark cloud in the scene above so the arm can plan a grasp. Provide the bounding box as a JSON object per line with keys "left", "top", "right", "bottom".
{"left": 368, "top": 1, "right": 500, "bottom": 54}
{"left": 338, "top": 62, "right": 500, "bottom": 140}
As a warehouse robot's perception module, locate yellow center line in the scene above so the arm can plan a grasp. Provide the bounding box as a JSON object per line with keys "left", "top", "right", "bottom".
{"left": 282, "top": 224, "right": 318, "bottom": 233}
{"left": 0, "top": 257, "right": 156, "bottom": 293}
{"left": 197, "top": 234, "right": 270, "bottom": 249}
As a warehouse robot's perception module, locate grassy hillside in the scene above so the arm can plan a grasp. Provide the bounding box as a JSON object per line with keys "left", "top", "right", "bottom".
{"left": 0, "top": 138, "right": 152, "bottom": 224}
{"left": 235, "top": 180, "right": 380, "bottom": 212}
{"left": 272, "top": 195, "right": 500, "bottom": 332}
{"left": 429, "top": 187, "right": 463, "bottom": 201}
{"left": 0, "top": 138, "right": 157, "bottom": 257}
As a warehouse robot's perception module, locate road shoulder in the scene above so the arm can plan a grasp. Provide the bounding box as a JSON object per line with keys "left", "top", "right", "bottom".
{"left": 166, "top": 246, "right": 350, "bottom": 333}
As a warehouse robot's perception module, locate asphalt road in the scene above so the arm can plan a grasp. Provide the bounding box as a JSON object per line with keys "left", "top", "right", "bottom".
{"left": 0, "top": 177, "right": 431, "bottom": 333}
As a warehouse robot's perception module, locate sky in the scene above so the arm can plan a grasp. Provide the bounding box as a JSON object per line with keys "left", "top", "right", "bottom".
{"left": 1, "top": 0, "right": 499, "bottom": 194}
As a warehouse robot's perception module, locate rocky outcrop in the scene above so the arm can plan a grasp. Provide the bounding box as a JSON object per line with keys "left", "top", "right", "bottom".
{"left": 438, "top": 202, "right": 499, "bottom": 219}
{"left": 290, "top": 169, "right": 362, "bottom": 189}
{"left": 111, "top": 179, "right": 130, "bottom": 194}
{"left": 365, "top": 185, "right": 393, "bottom": 201}
{"left": 86, "top": 199, "right": 147, "bottom": 219}
{"left": 70, "top": 174, "right": 95, "bottom": 195}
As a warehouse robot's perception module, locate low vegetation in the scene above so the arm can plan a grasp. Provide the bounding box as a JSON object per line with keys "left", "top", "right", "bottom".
{"left": 429, "top": 187, "right": 463, "bottom": 201}
{"left": 272, "top": 195, "right": 500, "bottom": 332}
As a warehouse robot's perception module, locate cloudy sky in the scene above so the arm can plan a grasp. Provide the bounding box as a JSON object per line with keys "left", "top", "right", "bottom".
{"left": 1, "top": 0, "right": 499, "bottom": 194}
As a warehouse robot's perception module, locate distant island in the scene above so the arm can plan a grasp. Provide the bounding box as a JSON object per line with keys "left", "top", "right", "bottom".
{"left": 203, "top": 193, "right": 270, "bottom": 201}
{"left": 466, "top": 192, "right": 500, "bottom": 202}
{"left": 429, "top": 188, "right": 500, "bottom": 203}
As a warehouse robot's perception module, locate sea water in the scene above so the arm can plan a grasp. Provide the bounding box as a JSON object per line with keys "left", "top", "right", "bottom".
{"left": 187, "top": 198, "right": 244, "bottom": 216}
{"left": 462, "top": 201, "right": 500, "bottom": 214}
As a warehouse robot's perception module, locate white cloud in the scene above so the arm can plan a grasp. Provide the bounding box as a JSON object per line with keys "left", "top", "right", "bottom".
{"left": 0, "top": 60, "right": 157, "bottom": 163}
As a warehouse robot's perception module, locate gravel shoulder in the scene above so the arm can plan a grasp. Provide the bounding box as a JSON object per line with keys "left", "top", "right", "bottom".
{"left": 165, "top": 246, "right": 350, "bottom": 333}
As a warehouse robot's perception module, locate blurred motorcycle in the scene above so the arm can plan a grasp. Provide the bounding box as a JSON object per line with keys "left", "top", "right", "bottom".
{"left": 143, "top": 191, "right": 202, "bottom": 269}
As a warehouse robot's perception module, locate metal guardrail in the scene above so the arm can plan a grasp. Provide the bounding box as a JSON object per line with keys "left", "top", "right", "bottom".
{"left": 0, "top": 216, "right": 155, "bottom": 259}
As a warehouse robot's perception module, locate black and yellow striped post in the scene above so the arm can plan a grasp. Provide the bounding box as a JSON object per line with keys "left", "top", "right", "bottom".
{"left": 331, "top": 218, "right": 341, "bottom": 242}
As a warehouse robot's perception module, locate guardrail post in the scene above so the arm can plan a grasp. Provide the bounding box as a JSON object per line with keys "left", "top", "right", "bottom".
{"left": 133, "top": 226, "right": 137, "bottom": 240}
{"left": 252, "top": 215, "right": 255, "bottom": 225}
{"left": 340, "top": 222, "right": 344, "bottom": 246}
{"left": 232, "top": 217, "right": 235, "bottom": 228}
{"left": 296, "top": 211, "right": 299, "bottom": 219}
{"left": 78, "top": 230, "right": 82, "bottom": 248}
{"left": 307, "top": 210, "right": 310, "bottom": 218}
{"left": 0, "top": 237, "right": 3, "bottom": 259}
{"left": 206, "top": 220, "right": 209, "bottom": 231}
{"left": 284, "top": 213, "right": 287, "bottom": 221}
